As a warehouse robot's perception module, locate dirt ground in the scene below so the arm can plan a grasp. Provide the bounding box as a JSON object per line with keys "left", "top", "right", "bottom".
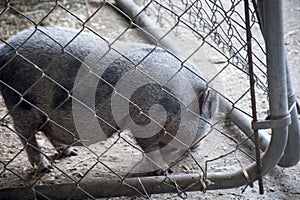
{"left": 0, "top": 0, "right": 299, "bottom": 199}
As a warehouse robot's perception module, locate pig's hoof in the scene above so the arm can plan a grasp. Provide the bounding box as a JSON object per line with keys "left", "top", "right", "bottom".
{"left": 39, "top": 165, "right": 53, "bottom": 173}
{"left": 62, "top": 147, "right": 78, "bottom": 156}
{"left": 37, "top": 157, "right": 53, "bottom": 173}
{"left": 68, "top": 148, "right": 78, "bottom": 156}
{"left": 54, "top": 147, "right": 78, "bottom": 160}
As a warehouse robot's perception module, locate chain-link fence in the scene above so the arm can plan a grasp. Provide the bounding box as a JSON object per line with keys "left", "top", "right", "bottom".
{"left": 0, "top": 0, "right": 299, "bottom": 199}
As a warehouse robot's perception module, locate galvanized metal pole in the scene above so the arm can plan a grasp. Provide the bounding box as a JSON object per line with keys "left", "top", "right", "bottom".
{"left": 278, "top": 58, "right": 300, "bottom": 167}
{"left": 260, "top": 0, "right": 290, "bottom": 161}
{"left": 257, "top": 0, "right": 300, "bottom": 167}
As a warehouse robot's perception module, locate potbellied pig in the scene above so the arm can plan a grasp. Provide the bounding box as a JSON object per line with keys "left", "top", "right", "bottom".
{"left": 0, "top": 26, "right": 217, "bottom": 174}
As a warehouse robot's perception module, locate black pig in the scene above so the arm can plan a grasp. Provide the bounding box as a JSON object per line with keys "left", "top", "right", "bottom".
{"left": 0, "top": 27, "right": 217, "bottom": 174}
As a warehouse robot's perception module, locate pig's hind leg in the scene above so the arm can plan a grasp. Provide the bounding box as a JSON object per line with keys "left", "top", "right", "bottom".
{"left": 13, "top": 118, "right": 53, "bottom": 173}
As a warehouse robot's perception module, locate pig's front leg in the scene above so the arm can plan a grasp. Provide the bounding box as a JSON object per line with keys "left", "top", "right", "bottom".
{"left": 16, "top": 130, "right": 53, "bottom": 173}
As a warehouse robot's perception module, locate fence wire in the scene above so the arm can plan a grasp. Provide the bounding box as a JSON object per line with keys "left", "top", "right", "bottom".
{"left": 139, "top": 0, "right": 267, "bottom": 92}
{"left": 0, "top": 0, "right": 273, "bottom": 199}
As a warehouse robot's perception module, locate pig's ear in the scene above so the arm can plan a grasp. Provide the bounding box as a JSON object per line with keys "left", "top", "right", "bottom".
{"left": 198, "top": 89, "right": 218, "bottom": 118}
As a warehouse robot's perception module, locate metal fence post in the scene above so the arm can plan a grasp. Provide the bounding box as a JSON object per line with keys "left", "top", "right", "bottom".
{"left": 260, "top": 0, "right": 290, "bottom": 159}
{"left": 257, "top": 0, "right": 300, "bottom": 167}
{"left": 278, "top": 57, "right": 300, "bottom": 167}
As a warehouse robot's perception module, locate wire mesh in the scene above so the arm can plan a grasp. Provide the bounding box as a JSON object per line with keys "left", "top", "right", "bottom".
{"left": 0, "top": 0, "right": 277, "bottom": 199}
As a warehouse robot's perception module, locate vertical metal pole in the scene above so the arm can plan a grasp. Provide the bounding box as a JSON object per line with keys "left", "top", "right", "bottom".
{"left": 278, "top": 59, "right": 300, "bottom": 167}
{"left": 263, "top": 0, "right": 289, "bottom": 159}
{"left": 257, "top": 0, "right": 300, "bottom": 167}
{"left": 264, "top": 1, "right": 287, "bottom": 117}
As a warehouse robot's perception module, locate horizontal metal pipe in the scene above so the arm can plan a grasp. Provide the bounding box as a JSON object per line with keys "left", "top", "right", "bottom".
{"left": 114, "top": 0, "right": 184, "bottom": 57}
{"left": 0, "top": 126, "right": 287, "bottom": 199}
{"left": 0, "top": 174, "right": 203, "bottom": 199}
{"left": 0, "top": 124, "right": 288, "bottom": 199}
{"left": 220, "top": 98, "right": 270, "bottom": 151}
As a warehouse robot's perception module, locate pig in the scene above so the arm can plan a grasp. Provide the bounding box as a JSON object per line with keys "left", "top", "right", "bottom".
{"left": 0, "top": 26, "right": 217, "bottom": 175}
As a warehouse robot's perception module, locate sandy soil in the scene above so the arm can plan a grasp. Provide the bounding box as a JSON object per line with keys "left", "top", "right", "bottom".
{"left": 0, "top": 0, "right": 299, "bottom": 199}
